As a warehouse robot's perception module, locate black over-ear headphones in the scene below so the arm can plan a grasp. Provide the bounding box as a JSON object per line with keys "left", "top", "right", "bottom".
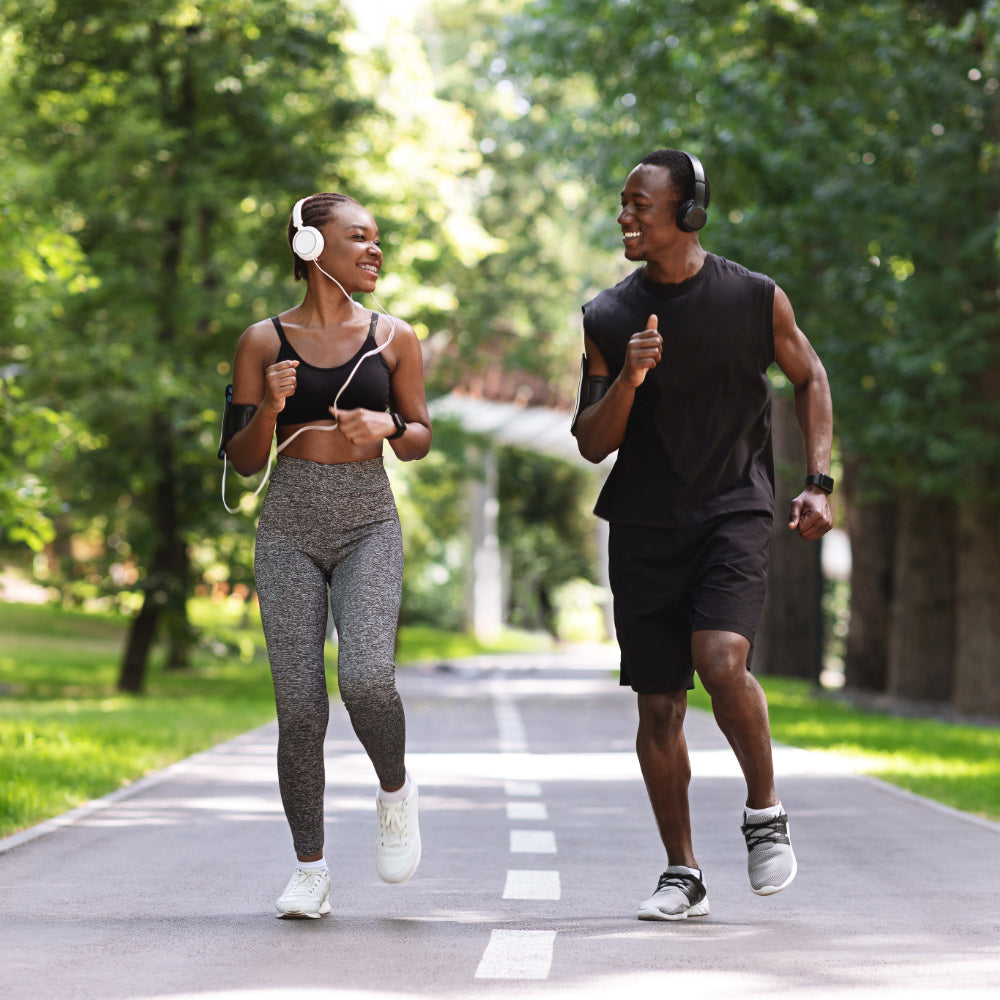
{"left": 291, "top": 197, "right": 324, "bottom": 261}
{"left": 676, "top": 152, "right": 708, "bottom": 233}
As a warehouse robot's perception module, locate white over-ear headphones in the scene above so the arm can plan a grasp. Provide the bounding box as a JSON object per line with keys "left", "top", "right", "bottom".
{"left": 291, "top": 197, "right": 324, "bottom": 261}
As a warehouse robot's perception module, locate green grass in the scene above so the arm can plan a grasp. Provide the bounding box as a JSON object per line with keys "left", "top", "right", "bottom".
{"left": 689, "top": 679, "right": 1000, "bottom": 822}
{"left": 0, "top": 599, "right": 551, "bottom": 838}
{"left": 0, "top": 600, "right": 277, "bottom": 837}
{"left": 2, "top": 601, "right": 999, "bottom": 839}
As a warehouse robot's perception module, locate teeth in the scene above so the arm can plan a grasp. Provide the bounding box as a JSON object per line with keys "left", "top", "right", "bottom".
{"left": 623, "top": 231, "right": 641, "bottom": 239}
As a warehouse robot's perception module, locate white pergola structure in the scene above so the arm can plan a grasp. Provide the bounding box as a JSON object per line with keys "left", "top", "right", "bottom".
{"left": 429, "top": 392, "right": 614, "bottom": 641}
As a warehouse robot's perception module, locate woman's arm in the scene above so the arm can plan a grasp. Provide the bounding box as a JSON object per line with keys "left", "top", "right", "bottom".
{"left": 223, "top": 321, "right": 295, "bottom": 476}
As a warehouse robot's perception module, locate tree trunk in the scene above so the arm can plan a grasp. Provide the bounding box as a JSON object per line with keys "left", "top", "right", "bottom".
{"left": 842, "top": 470, "right": 896, "bottom": 692}
{"left": 952, "top": 501, "right": 1000, "bottom": 716}
{"left": 118, "top": 591, "right": 161, "bottom": 694}
{"left": 886, "top": 493, "right": 955, "bottom": 702}
{"left": 164, "top": 537, "right": 194, "bottom": 670}
{"left": 117, "top": 415, "right": 185, "bottom": 692}
{"left": 755, "top": 391, "right": 823, "bottom": 680}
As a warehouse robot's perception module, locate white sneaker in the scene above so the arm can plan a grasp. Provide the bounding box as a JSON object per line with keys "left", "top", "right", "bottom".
{"left": 375, "top": 779, "right": 421, "bottom": 884}
{"left": 275, "top": 867, "right": 331, "bottom": 919}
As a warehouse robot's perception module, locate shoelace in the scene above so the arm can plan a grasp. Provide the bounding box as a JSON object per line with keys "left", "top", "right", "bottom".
{"left": 655, "top": 871, "right": 701, "bottom": 896}
{"left": 741, "top": 813, "right": 790, "bottom": 849}
{"left": 284, "top": 869, "right": 327, "bottom": 898}
{"left": 378, "top": 802, "right": 409, "bottom": 846}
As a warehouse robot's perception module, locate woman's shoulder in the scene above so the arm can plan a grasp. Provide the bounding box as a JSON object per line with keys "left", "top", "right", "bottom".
{"left": 375, "top": 312, "right": 420, "bottom": 353}
{"left": 237, "top": 315, "right": 282, "bottom": 351}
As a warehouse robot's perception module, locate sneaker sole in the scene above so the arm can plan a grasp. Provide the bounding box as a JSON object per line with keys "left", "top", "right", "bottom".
{"left": 751, "top": 856, "right": 798, "bottom": 896}
{"left": 637, "top": 897, "right": 711, "bottom": 921}
{"left": 275, "top": 899, "right": 331, "bottom": 919}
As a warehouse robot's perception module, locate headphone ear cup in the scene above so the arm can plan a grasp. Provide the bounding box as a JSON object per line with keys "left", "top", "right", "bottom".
{"left": 292, "top": 225, "right": 324, "bottom": 261}
{"left": 677, "top": 200, "right": 707, "bottom": 233}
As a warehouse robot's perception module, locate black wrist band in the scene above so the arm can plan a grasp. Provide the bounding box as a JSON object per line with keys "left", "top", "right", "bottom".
{"left": 805, "top": 473, "right": 834, "bottom": 494}
{"left": 387, "top": 411, "right": 406, "bottom": 440}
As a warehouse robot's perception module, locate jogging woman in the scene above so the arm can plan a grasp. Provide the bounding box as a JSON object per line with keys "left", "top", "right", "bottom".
{"left": 221, "top": 192, "right": 431, "bottom": 918}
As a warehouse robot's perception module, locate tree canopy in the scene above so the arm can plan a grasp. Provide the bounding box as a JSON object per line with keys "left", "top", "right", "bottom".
{"left": 1, "top": 0, "right": 998, "bottom": 704}
{"left": 497, "top": 0, "right": 999, "bottom": 498}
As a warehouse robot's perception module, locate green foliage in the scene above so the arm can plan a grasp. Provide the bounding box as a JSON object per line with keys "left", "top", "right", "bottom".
{"left": 424, "top": 0, "right": 624, "bottom": 402}
{"left": 0, "top": 1, "right": 378, "bottom": 643}
{"left": 500, "top": 0, "right": 1000, "bottom": 501}
{"left": 497, "top": 447, "right": 597, "bottom": 633}
{"left": 389, "top": 419, "right": 479, "bottom": 630}
{"left": 0, "top": 2, "right": 517, "bottom": 679}
{"left": 0, "top": 378, "right": 99, "bottom": 551}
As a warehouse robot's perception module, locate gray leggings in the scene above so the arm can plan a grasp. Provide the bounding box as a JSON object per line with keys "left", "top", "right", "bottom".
{"left": 254, "top": 455, "right": 406, "bottom": 857}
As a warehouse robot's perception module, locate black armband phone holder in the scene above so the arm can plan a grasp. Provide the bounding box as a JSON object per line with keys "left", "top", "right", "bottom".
{"left": 217, "top": 384, "right": 257, "bottom": 459}
{"left": 387, "top": 411, "right": 407, "bottom": 440}
{"left": 570, "top": 354, "right": 611, "bottom": 435}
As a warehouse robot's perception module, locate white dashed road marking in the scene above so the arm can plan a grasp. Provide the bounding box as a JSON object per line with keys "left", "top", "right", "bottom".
{"left": 510, "top": 829, "right": 558, "bottom": 854}
{"left": 506, "top": 801, "right": 548, "bottom": 821}
{"left": 505, "top": 779, "right": 542, "bottom": 797}
{"left": 475, "top": 930, "right": 557, "bottom": 980}
{"left": 475, "top": 684, "right": 561, "bottom": 981}
{"left": 503, "top": 869, "right": 562, "bottom": 900}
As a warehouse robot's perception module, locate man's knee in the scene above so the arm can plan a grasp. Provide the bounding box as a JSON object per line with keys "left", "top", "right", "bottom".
{"left": 637, "top": 691, "right": 687, "bottom": 740}
{"left": 692, "top": 629, "right": 752, "bottom": 695}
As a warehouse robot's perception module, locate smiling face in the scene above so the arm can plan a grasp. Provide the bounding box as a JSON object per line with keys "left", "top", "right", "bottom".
{"left": 617, "top": 163, "right": 684, "bottom": 262}
{"left": 317, "top": 202, "right": 383, "bottom": 293}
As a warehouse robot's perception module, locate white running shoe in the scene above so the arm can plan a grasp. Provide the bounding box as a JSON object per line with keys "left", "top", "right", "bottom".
{"left": 275, "top": 867, "right": 331, "bottom": 919}
{"left": 375, "top": 779, "right": 421, "bottom": 884}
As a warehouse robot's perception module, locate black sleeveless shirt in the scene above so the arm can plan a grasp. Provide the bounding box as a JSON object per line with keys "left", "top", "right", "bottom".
{"left": 583, "top": 254, "right": 776, "bottom": 527}
{"left": 272, "top": 313, "right": 391, "bottom": 426}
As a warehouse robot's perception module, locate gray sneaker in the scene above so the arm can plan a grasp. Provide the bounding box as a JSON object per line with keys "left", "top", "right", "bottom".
{"left": 742, "top": 810, "right": 797, "bottom": 895}
{"left": 637, "top": 867, "right": 710, "bottom": 921}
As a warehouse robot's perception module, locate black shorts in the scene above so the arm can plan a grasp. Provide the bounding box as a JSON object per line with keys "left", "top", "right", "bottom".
{"left": 608, "top": 512, "right": 772, "bottom": 694}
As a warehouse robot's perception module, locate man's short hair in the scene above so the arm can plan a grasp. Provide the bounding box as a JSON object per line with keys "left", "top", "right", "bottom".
{"left": 639, "top": 149, "right": 711, "bottom": 209}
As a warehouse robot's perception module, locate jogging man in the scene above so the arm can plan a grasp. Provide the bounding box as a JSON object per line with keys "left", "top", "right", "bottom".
{"left": 572, "top": 149, "right": 833, "bottom": 920}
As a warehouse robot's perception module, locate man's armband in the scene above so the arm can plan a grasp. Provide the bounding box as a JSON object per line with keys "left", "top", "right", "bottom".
{"left": 570, "top": 354, "right": 611, "bottom": 435}
{"left": 217, "top": 384, "right": 258, "bottom": 459}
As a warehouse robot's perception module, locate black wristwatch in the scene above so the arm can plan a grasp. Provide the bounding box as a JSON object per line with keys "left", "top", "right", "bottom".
{"left": 387, "top": 411, "right": 407, "bottom": 440}
{"left": 805, "top": 473, "right": 834, "bottom": 494}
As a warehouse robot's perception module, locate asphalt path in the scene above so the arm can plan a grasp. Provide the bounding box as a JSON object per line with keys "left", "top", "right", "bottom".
{"left": 2, "top": 650, "right": 999, "bottom": 1000}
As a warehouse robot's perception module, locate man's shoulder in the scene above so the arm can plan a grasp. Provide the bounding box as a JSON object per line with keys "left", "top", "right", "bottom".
{"left": 709, "top": 253, "right": 774, "bottom": 289}
{"left": 583, "top": 267, "right": 645, "bottom": 318}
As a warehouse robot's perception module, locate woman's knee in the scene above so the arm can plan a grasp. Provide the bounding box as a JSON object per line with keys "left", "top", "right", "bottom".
{"left": 338, "top": 659, "right": 398, "bottom": 712}
{"left": 275, "top": 687, "right": 330, "bottom": 740}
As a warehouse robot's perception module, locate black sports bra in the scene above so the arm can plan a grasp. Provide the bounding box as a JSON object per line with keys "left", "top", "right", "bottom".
{"left": 272, "top": 314, "right": 391, "bottom": 427}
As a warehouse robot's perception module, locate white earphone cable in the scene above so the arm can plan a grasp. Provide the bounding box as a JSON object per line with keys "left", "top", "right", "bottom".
{"left": 221, "top": 264, "right": 396, "bottom": 514}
